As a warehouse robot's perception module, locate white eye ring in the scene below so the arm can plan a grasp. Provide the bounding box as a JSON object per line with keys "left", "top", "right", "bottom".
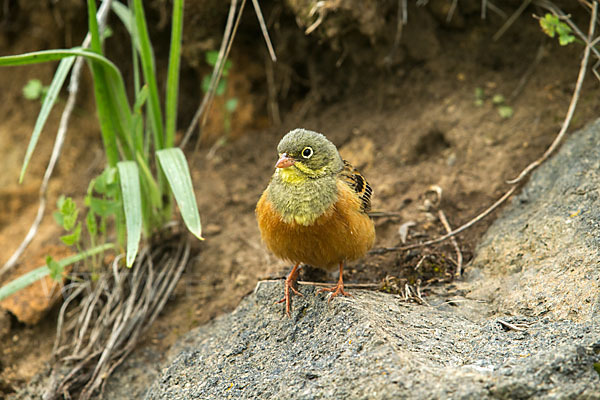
{"left": 301, "top": 146, "right": 313, "bottom": 159}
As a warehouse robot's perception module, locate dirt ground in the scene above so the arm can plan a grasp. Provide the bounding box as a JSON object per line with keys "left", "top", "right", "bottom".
{"left": 1, "top": 1, "right": 599, "bottom": 397}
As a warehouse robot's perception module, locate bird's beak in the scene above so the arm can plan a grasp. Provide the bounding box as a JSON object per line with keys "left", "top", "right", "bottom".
{"left": 276, "top": 153, "right": 295, "bottom": 168}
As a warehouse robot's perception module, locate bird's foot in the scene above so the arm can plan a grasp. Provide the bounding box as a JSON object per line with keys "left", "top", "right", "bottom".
{"left": 276, "top": 263, "right": 303, "bottom": 317}
{"left": 317, "top": 282, "right": 352, "bottom": 303}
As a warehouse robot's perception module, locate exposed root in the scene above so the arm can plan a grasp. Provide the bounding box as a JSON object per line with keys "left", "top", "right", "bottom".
{"left": 42, "top": 234, "right": 191, "bottom": 400}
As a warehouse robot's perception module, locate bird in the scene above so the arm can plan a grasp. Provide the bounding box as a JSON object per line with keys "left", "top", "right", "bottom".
{"left": 256, "top": 128, "right": 375, "bottom": 316}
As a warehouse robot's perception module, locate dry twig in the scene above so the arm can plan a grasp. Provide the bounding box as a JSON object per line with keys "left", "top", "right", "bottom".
{"left": 497, "top": 319, "right": 528, "bottom": 331}
{"left": 251, "top": 0, "right": 277, "bottom": 62}
{"left": 493, "top": 0, "right": 531, "bottom": 41}
{"left": 297, "top": 281, "right": 380, "bottom": 289}
{"left": 437, "top": 210, "right": 463, "bottom": 277}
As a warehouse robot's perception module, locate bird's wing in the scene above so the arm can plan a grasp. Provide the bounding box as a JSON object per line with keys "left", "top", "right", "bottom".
{"left": 340, "top": 160, "right": 372, "bottom": 213}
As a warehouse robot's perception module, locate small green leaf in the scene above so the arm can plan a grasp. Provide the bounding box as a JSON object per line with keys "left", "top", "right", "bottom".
{"left": 60, "top": 197, "right": 79, "bottom": 231}
{"left": 102, "top": 26, "right": 114, "bottom": 40}
{"left": 492, "top": 94, "right": 505, "bottom": 105}
{"left": 558, "top": 33, "right": 575, "bottom": 46}
{"left": 498, "top": 105, "right": 514, "bottom": 119}
{"left": 46, "top": 255, "right": 63, "bottom": 281}
{"left": 225, "top": 98, "right": 238, "bottom": 113}
{"left": 53, "top": 211, "right": 64, "bottom": 227}
{"left": 56, "top": 195, "right": 66, "bottom": 209}
{"left": 205, "top": 50, "right": 219, "bottom": 66}
{"left": 60, "top": 222, "right": 82, "bottom": 246}
{"left": 86, "top": 211, "right": 98, "bottom": 237}
{"left": 88, "top": 197, "right": 121, "bottom": 218}
{"left": 539, "top": 14, "right": 557, "bottom": 37}
{"left": 117, "top": 161, "right": 142, "bottom": 267}
{"left": 60, "top": 196, "right": 76, "bottom": 215}
{"left": 474, "top": 87, "right": 484, "bottom": 99}
{"left": 539, "top": 13, "right": 574, "bottom": 46}
{"left": 216, "top": 79, "right": 226, "bottom": 96}
{"left": 94, "top": 167, "right": 119, "bottom": 195}
{"left": 157, "top": 148, "right": 203, "bottom": 239}
{"left": 201, "top": 75, "right": 211, "bottom": 93}
{"left": 23, "top": 79, "right": 44, "bottom": 100}
{"left": 594, "top": 362, "right": 600, "bottom": 377}
{"left": 222, "top": 59, "right": 232, "bottom": 76}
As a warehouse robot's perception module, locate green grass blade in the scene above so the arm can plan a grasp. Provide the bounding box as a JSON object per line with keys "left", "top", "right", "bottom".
{"left": 104, "top": 66, "right": 134, "bottom": 158}
{"left": 19, "top": 56, "right": 76, "bottom": 183}
{"left": 136, "top": 150, "right": 161, "bottom": 206}
{"left": 0, "top": 50, "right": 81, "bottom": 66}
{"left": 131, "top": 85, "right": 149, "bottom": 155}
{"left": 0, "top": 48, "right": 115, "bottom": 69}
{"left": 85, "top": 0, "right": 120, "bottom": 166}
{"left": 165, "top": 0, "right": 184, "bottom": 147}
{"left": 0, "top": 243, "right": 114, "bottom": 301}
{"left": 87, "top": 0, "right": 102, "bottom": 54}
{"left": 156, "top": 148, "right": 202, "bottom": 239}
{"left": 117, "top": 161, "right": 142, "bottom": 267}
{"left": 133, "top": 0, "right": 164, "bottom": 149}
{"left": 89, "top": 66, "right": 120, "bottom": 166}
{"left": 0, "top": 266, "right": 50, "bottom": 301}
{"left": 110, "top": 1, "right": 136, "bottom": 47}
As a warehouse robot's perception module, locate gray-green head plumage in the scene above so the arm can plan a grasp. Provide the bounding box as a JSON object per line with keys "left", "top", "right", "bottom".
{"left": 267, "top": 129, "right": 343, "bottom": 225}
{"left": 277, "top": 128, "right": 344, "bottom": 177}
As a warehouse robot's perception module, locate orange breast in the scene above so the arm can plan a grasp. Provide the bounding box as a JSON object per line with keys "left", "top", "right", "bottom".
{"left": 256, "top": 180, "right": 375, "bottom": 271}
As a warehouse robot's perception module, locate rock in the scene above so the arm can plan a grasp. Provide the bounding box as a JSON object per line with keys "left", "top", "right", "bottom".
{"left": 146, "top": 283, "right": 600, "bottom": 399}
{"left": 0, "top": 244, "right": 71, "bottom": 325}
{"left": 146, "top": 119, "right": 600, "bottom": 399}
{"left": 468, "top": 118, "right": 600, "bottom": 321}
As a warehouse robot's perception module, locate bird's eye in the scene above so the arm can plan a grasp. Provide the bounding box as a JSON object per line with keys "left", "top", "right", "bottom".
{"left": 301, "top": 146, "right": 313, "bottom": 159}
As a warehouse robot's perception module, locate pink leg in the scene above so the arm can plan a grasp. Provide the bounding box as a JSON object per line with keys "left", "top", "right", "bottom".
{"left": 317, "top": 262, "right": 353, "bottom": 302}
{"left": 276, "top": 263, "right": 303, "bottom": 316}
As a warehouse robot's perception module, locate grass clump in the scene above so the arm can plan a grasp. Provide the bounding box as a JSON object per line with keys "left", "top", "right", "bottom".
{"left": 0, "top": 0, "right": 206, "bottom": 397}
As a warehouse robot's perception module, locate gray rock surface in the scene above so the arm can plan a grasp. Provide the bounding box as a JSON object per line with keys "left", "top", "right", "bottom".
{"left": 146, "top": 119, "right": 600, "bottom": 399}
{"left": 469, "top": 118, "right": 600, "bottom": 321}
{"left": 147, "top": 283, "right": 600, "bottom": 399}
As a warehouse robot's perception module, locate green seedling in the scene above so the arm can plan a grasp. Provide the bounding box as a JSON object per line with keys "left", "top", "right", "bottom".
{"left": 202, "top": 50, "right": 238, "bottom": 135}
{"left": 23, "top": 79, "right": 49, "bottom": 102}
{"left": 539, "top": 13, "right": 575, "bottom": 46}
{"left": 474, "top": 87, "right": 485, "bottom": 107}
{"left": 474, "top": 88, "right": 513, "bottom": 119}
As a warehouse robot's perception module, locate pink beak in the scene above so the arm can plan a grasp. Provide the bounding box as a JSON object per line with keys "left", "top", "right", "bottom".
{"left": 276, "top": 153, "right": 295, "bottom": 168}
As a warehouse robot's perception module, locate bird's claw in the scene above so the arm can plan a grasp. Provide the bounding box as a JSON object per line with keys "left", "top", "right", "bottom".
{"left": 276, "top": 277, "right": 303, "bottom": 317}
{"left": 317, "top": 283, "right": 353, "bottom": 303}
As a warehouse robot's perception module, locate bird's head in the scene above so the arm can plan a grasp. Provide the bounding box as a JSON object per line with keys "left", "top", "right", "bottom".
{"left": 274, "top": 129, "right": 343, "bottom": 182}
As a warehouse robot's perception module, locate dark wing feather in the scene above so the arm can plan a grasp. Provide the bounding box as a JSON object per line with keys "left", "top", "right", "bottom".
{"left": 340, "top": 160, "right": 372, "bottom": 213}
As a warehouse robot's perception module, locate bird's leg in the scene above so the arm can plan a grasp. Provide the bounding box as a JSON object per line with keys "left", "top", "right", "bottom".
{"left": 276, "top": 262, "right": 303, "bottom": 316}
{"left": 317, "top": 262, "right": 353, "bottom": 302}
